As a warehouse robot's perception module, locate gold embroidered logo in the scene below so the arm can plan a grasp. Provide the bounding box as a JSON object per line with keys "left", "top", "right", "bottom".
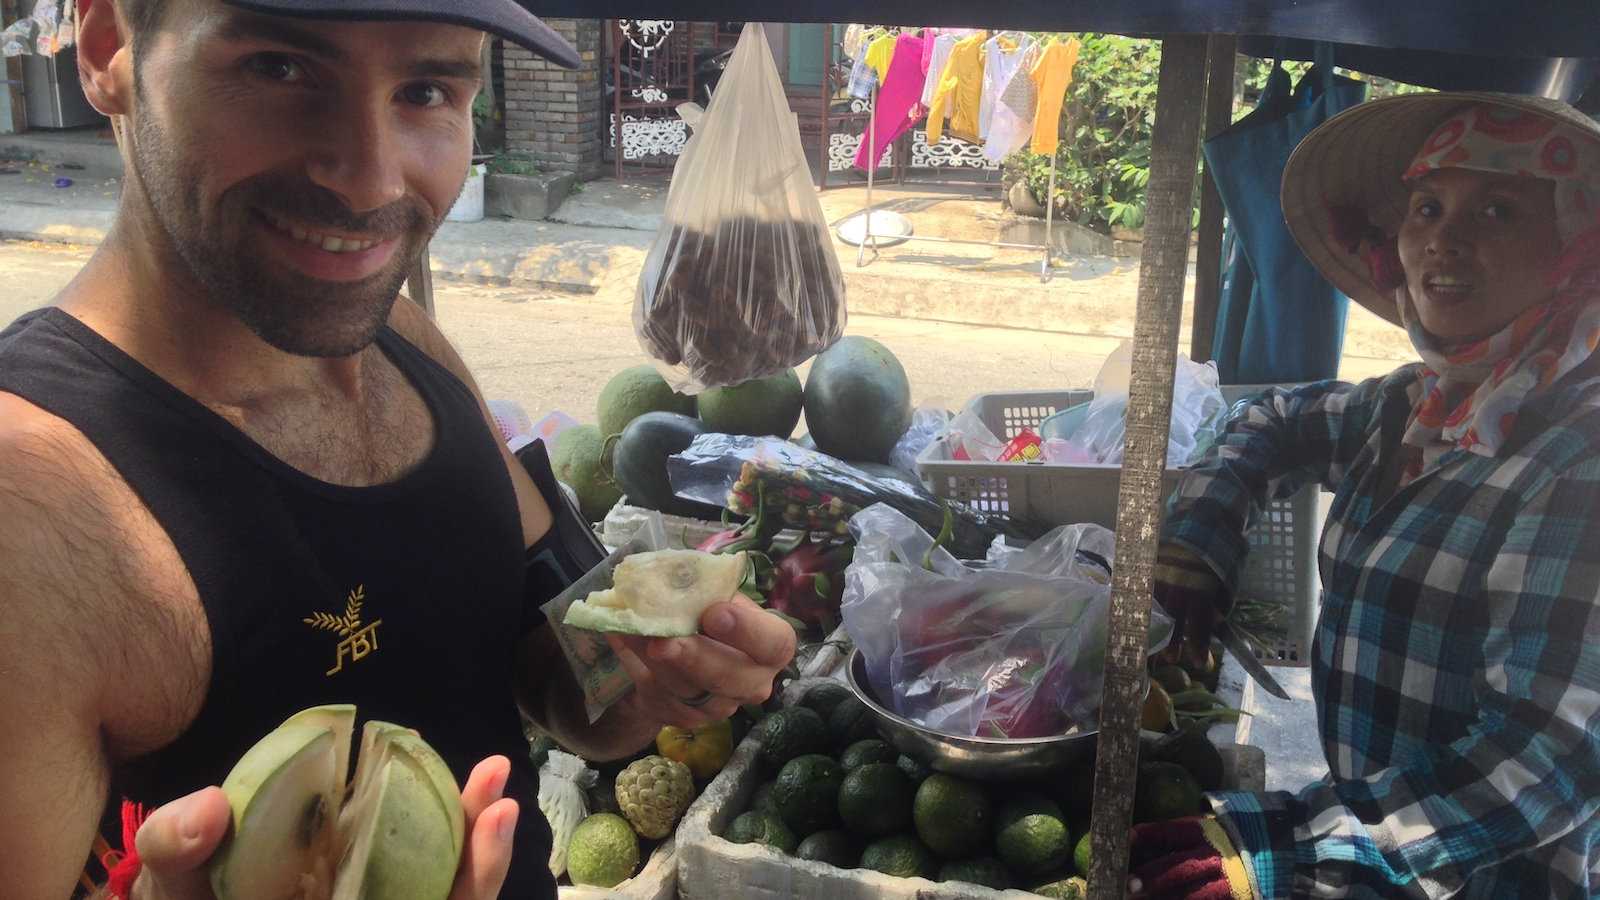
{"left": 303, "top": 585, "right": 383, "bottom": 676}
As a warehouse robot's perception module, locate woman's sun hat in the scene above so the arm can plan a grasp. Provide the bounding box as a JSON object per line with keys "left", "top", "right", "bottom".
{"left": 1280, "top": 92, "right": 1600, "bottom": 325}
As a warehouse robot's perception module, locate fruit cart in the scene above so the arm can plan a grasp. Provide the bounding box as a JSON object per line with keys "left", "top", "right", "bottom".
{"left": 514, "top": 4, "right": 1595, "bottom": 898}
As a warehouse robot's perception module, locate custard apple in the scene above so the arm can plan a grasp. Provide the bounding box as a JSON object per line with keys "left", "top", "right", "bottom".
{"left": 615, "top": 755, "right": 695, "bottom": 839}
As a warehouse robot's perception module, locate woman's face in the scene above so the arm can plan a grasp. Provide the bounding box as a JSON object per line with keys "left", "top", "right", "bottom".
{"left": 1397, "top": 168, "right": 1562, "bottom": 342}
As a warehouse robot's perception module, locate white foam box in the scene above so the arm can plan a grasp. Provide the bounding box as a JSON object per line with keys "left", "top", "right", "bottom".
{"left": 675, "top": 677, "right": 1265, "bottom": 900}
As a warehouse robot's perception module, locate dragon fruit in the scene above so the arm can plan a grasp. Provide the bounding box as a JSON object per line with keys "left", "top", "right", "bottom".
{"left": 767, "top": 538, "right": 853, "bottom": 630}
{"left": 697, "top": 481, "right": 772, "bottom": 555}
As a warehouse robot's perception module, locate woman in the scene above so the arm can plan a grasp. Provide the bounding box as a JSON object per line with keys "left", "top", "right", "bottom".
{"left": 1135, "top": 92, "right": 1600, "bottom": 899}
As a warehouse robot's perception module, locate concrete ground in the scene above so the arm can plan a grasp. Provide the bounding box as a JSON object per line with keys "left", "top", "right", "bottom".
{"left": 1, "top": 153, "right": 1416, "bottom": 370}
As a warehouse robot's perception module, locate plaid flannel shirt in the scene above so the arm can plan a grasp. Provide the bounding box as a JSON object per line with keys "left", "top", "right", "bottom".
{"left": 1164, "top": 361, "right": 1600, "bottom": 899}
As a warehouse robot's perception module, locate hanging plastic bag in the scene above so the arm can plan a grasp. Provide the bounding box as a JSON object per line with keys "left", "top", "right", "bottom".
{"left": 634, "top": 23, "right": 847, "bottom": 391}
{"left": 538, "top": 750, "right": 598, "bottom": 878}
{"left": 841, "top": 505, "right": 1172, "bottom": 737}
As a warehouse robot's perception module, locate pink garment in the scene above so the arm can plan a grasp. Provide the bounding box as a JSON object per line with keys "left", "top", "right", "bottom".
{"left": 855, "top": 33, "right": 927, "bottom": 171}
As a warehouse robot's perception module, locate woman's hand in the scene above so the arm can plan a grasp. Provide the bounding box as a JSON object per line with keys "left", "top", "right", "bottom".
{"left": 605, "top": 594, "right": 798, "bottom": 729}
{"left": 1152, "top": 544, "right": 1230, "bottom": 670}
{"left": 127, "top": 756, "right": 519, "bottom": 900}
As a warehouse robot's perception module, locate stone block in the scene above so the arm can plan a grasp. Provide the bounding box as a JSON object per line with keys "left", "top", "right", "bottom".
{"left": 484, "top": 171, "right": 577, "bottom": 220}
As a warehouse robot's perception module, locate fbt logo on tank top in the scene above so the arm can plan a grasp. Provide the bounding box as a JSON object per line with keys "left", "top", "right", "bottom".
{"left": 302, "top": 585, "right": 384, "bottom": 676}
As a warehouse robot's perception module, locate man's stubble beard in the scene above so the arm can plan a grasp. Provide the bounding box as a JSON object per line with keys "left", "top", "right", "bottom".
{"left": 126, "top": 105, "right": 437, "bottom": 358}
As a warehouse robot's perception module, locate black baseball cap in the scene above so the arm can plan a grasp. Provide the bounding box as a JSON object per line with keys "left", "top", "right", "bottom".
{"left": 220, "top": 0, "right": 581, "bottom": 68}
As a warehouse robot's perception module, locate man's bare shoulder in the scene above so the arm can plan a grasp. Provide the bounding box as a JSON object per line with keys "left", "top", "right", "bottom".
{"left": 387, "top": 294, "right": 476, "bottom": 385}
{"left": 0, "top": 390, "right": 209, "bottom": 756}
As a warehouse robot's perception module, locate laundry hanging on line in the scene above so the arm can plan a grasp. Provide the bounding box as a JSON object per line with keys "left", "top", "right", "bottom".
{"left": 847, "top": 28, "right": 1080, "bottom": 170}
{"left": 854, "top": 32, "right": 930, "bottom": 170}
{"left": 979, "top": 33, "right": 1034, "bottom": 141}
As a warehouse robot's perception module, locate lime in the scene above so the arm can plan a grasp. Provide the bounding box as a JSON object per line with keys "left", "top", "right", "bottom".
{"left": 566, "top": 813, "right": 641, "bottom": 888}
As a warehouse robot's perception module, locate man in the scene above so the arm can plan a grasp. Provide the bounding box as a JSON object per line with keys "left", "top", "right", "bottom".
{"left": 0, "top": 1, "right": 797, "bottom": 898}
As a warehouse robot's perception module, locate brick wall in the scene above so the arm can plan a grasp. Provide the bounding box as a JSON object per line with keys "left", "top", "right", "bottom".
{"left": 503, "top": 19, "right": 603, "bottom": 177}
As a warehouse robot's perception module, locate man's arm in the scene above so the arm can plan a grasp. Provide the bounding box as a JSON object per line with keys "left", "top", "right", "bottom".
{"left": 0, "top": 405, "right": 116, "bottom": 898}
{"left": 383, "top": 298, "right": 662, "bottom": 760}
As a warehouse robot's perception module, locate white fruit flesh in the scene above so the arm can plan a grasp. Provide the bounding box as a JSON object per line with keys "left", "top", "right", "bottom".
{"left": 565, "top": 549, "right": 747, "bottom": 636}
{"left": 210, "top": 724, "right": 343, "bottom": 900}
{"left": 211, "top": 706, "right": 462, "bottom": 900}
{"left": 332, "top": 748, "right": 459, "bottom": 900}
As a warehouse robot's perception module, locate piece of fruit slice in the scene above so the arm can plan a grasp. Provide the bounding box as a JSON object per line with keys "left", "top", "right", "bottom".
{"left": 209, "top": 705, "right": 464, "bottom": 900}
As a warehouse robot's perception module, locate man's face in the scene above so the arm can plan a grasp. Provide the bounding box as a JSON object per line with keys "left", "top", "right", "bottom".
{"left": 1396, "top": 168, "right": 1562, "bottom": 343}
{"left": 127, "top": 0, "right": 483, "bottom": 356}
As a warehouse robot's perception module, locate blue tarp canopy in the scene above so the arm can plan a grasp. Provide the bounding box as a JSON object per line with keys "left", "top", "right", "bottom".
{"left": 542, "top": 1, "right": 1600, "bottom": 63}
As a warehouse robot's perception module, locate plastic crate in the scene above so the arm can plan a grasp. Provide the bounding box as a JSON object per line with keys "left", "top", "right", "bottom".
{"left": 917, "top": 387, "right": 1318, "bottom": 666}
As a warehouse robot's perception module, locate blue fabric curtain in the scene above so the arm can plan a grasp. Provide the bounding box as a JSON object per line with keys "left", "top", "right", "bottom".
{"left": 1205, "top": 47, "right": 1368, "bottom": 384}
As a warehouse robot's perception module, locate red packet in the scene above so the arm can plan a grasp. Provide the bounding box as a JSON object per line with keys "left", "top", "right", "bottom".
{"left": 998, "top": 429, "right": 1044, "bottom": 462}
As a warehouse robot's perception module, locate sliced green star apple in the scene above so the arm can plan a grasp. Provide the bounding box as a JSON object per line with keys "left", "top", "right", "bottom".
{"left": 209, "top": 705, "right": 465, "bottom": 900}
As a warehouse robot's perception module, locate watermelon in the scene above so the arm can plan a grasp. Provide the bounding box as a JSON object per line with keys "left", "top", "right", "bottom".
{"left": 803, "top": 337, "right": 912, "bottom": 464}
{"left": 610, "top": 412, "right": 723, "bottom": 518}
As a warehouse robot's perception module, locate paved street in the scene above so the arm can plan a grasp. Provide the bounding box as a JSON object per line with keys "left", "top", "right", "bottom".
{"left": 1, "top": 240, "right": 1410, "bottom": 431}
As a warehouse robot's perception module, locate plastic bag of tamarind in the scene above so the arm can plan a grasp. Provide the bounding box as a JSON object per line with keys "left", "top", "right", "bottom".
{"left": 634, "top": 23, "right": 846, "bottom": 391}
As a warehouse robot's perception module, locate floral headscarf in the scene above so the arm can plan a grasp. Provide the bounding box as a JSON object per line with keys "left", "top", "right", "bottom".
{"left": 1393, "top": 104, "right": 1600, "bottom": 487}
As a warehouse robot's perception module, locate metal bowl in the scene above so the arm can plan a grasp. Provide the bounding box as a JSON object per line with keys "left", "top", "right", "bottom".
{"left": 844, "top": 647, "right": 1102, "bottom": 782}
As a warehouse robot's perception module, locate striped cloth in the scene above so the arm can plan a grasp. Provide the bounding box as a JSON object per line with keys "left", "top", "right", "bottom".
{"left": 1163, "top": 361, "right": 1600, "bottom": 898}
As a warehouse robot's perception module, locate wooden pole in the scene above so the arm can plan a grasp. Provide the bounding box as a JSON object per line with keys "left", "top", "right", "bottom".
{"left": 1190, "top": 35, "right": 1237, "bottom": 364}
{"left": 407, "top": 248, "right": 435, "bottom": 318}
{"left": 1085, "top": 34, "right": 1209, "bottom": 900}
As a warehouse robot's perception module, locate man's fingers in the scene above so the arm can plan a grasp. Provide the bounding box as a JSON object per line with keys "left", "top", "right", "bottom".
{"left": 645, "top": 634, "right": 776, "bottom": 706}
{"left": 448, "top": 797, "right": 518, "bottom": 900}
{"left": 700, "top": 596, "right": 797, "bottom": 670}
{"left": 460, "top": 755, "right": 511, "bottom": 823}
{"left": 130, "top": 786, "right": 231, "bottom": 900}
{"left": 607, "top": 634, "right": 723, "bottom": 727}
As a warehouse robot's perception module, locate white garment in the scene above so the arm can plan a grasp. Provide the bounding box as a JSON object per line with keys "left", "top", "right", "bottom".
{"left": 920, "top": 34, "right": 959, "bottom": 114}
{"left": 841, "top": 24, "right": 869, "bottom": 61}
{"left": 983, "top": 42, "right": 1041, "bottom": 163}
{"left": 978, "top": 34, "right": 1034, "bottom": 141}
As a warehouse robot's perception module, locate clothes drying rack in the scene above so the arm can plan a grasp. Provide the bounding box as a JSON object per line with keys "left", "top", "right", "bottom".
{"left": 851, "top": 82, "right": 1060, "bottom": 283}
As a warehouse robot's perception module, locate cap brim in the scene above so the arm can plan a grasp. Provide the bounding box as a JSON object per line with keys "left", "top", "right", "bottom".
{"left": 1281, "top": 92, "right": 1599, "bottom": 326}
{"left": 222, "top": 0, "right": 580, "bottom": 68}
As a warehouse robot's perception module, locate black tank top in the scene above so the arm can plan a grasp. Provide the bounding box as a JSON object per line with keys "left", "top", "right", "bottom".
{"left": 0, "top": 307, "right": 556, "bottom": 899}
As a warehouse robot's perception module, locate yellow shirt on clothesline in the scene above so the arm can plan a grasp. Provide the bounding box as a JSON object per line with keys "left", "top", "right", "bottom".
{"left": 1029, "top": 37, "right": 1081, "bottom": 156}
{"left": 864, "top": 33, "right": 897, "bottom": 85}
{"left": 926, "top": 32, "right": 987, "bottom": 144}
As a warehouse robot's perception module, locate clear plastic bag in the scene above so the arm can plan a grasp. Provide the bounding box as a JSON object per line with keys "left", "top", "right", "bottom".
{"left": 541, "top": 512, "right": 670, "bottom": 723}
{"left": 634, "top": 23, "right": 847, "bottom": 391}
{"left": 942, "top": 403, "right": 1006, "bottom": 461}
{"left": 538, "top": 750, "right": 598, "bottom": 878}
{"left": 667, "top": 433, "right": 1042, "bottom": 559}
{"left": 1046, "top": 341, "right": 1227, "bottom": 467}
{"left": 889, "top": 405, "right": 951, "bottom": 474}
{"left": 841, "top": 505, "right": 1172, "bottom": 737}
